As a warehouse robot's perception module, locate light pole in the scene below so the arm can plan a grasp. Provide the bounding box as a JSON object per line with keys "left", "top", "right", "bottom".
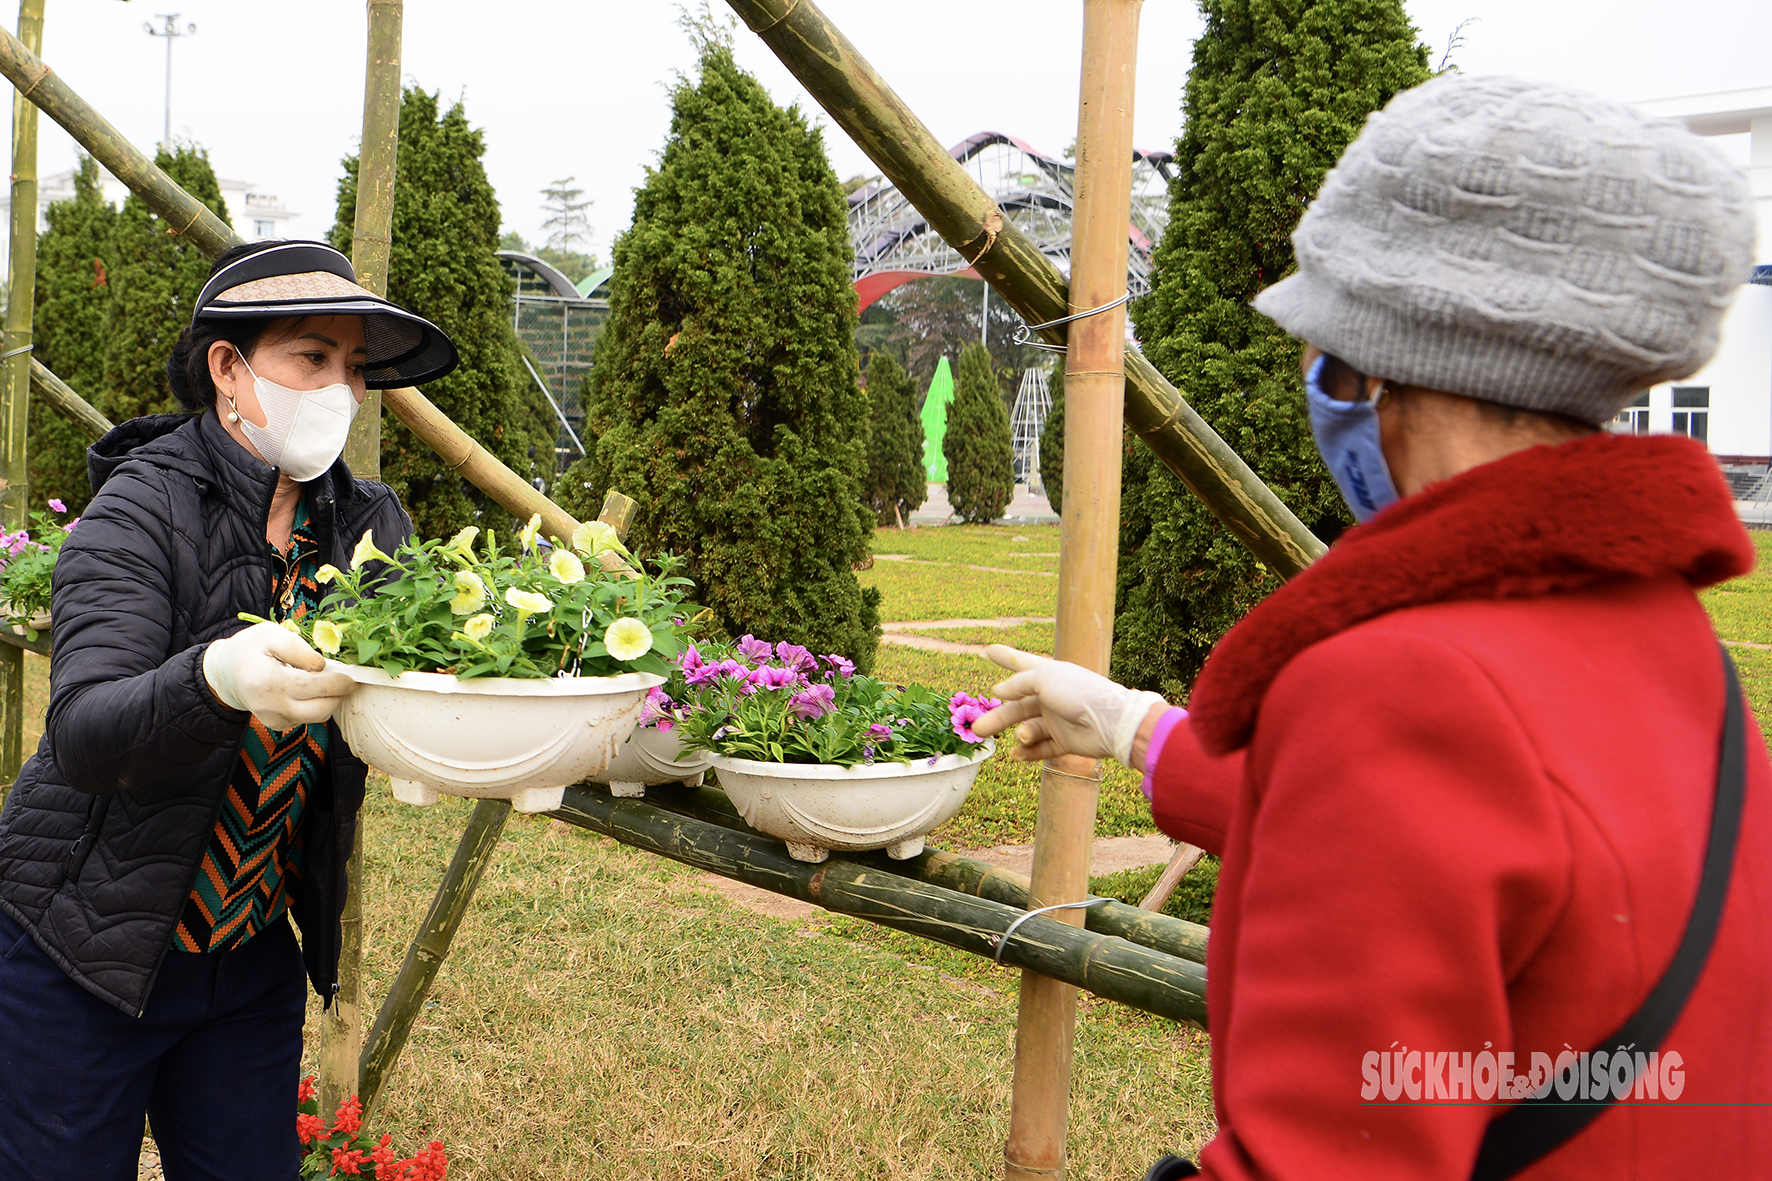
{"left": 143, "top": 13, "right": 196, "bottom": 148}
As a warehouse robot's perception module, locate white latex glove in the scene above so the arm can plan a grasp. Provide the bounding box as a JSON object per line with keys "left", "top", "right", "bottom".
{"left": 202, "top": 621, "right": 357, "bottom": 731}
{"left": 973, "top": 644, "right": 1168, "bottom": 766}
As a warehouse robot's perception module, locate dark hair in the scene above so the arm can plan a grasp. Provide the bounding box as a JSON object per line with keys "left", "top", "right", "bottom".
{"left": 165, "top": 240, "right": 293, "bottom": 411}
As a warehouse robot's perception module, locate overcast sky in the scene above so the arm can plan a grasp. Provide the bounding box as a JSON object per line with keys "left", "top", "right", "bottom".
{"left": 31, "top": 0, "right": 1771, "bottom": 262}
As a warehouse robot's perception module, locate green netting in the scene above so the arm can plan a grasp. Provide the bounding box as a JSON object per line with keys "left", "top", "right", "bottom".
{"left": 920, "top": 356, "right": 954, "bottom": 482}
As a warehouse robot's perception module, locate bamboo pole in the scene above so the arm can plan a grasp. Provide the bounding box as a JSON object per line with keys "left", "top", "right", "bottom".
{"left": 1004, "top": 7, "right": 1143, "bottom": 1175}
{"left": 723, "top": 0, "right": 1325, "bottom": 579}
{"left": 354, "top": 489, "right": 638, "bottom": 1117}
{"left": 0, "top": 0, "right": 44, "bottom": 789}
{"left": 343, "top": 0, "right": 401, "bottom": 477}
{"left": 552, "top": 786, "right": 1209, "bottom": 1026}
{"left": 0, "top": 25, "right": 582, "bottom": 544}
{"left": 647, "top": 782, "right": 1210, "bottom": 964}
{"left": 358, "top": 797, "right": 510, "bottom": 1118}
{"left": 321, "top": 0, "right": 404, "bottom": 1115}
{"left": 29, "top": 358, "right": 109, "bottom": 440}
{"left": 1139, "top": 842, "right": 1204, "bottom": 912}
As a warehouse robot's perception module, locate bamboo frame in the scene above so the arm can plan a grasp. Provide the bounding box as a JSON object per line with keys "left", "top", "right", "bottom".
{"left": 1005, "top": 6, "right": 1144, "bottom": 1174}
{"left": 358, "top": 797, "right": 511, "bottom": 1118}
{"left": 29, "top": 358, "right": 110, "bottom": 440}
{"left": 646, "top": 782, "right": 1210, "bottom": 965}
{"left": 0, "top": 0, "right": 44, "bottom": 787}
{"left": 342, "top": 0, "right": 401, "bottom": 477}
{"left": 321, "top": 0, "right": 404, "bottom": 1115}
{"left": 551, "top": 785, "right": 1208, "bottom": 1026}
{"left": 723, "top": 0, "right": 1326, "bottom": 579}
{"left": 0, "top": 24, "right": 582, "bottom": 545}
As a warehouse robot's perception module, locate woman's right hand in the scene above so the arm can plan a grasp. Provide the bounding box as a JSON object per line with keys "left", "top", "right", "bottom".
{"left": 202, "top": 621, "right": 357, "bottom": 730}
{"left": 973, "top": 645, "right": 1169, "bottom": 767}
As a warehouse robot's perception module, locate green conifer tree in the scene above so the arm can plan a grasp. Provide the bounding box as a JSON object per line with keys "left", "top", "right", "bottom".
{"left": 1038, "top": 361, "right": 1064, "bottom": 516}
{"left": 101, "top": 145, "right": 231, "bottom": 425}
{"left": 943, "top": 342, "right": 1013, "bottom": 524}
{"left": 1115, "top": 0, "right": 1430, "bottom": 698}
{"left": 30, "top": 155, "right": 117, "bottom": 513}
{"left": 557, "top": 44, "right": 881, "bottom": 667}
{"left": 863, "top": 351, "right": 925, "bottom": 527}
{"left": 332, "top": 87, "right": 541, "bottom": 538}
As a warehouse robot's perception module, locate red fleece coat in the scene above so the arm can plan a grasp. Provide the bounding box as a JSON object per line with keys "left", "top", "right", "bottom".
{"left": 1149, "top": 433, "right": 1772, "bottom": 1180}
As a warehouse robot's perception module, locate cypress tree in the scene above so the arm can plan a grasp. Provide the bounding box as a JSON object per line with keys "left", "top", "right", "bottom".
{"left": 30, "top": 155, "right": 117, "bottom": 513}
{"left": 1038, "top": 361, "right": 1064, "bottom": 516}
{"left": 557, "top": 42, "right": 881, "bottom": 668}
{"left": 101, "top": 145, "right": 231, "bottom": 425}
{"left": 943, "top": 342, "right": 1013, "bottom": 524}
{"left": 331, "top": 87, "right": 542, "bottom": 538}
{"left": 863, "top": 351, "right": 925, "bottom": 527}
{"left": 1115, "top": 0, "right": 1430, "bottom": 698}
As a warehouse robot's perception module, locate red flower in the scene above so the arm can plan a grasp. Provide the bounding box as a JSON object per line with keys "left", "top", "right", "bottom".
{"left": 296, "top": 1112, "right": 326, "bottom": 1145}
{"left": 331, "top": 1146, "right": 367, "bottom": 1176}
{"left": 408, "top": 1142, "right": 448, "bottom": 1181}
{"left": 298, "top": 1075, "right": 317, "bottom": 1106}
{"left": 369, "top": 1133, "right": 398, "bottom": 1172}
{"left": 330, "top": 1095, "right": 364, "bottom": 1138}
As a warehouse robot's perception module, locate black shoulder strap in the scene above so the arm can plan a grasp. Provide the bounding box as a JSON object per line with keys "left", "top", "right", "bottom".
{"left": 1470, "top": 646, "right": 1748, "bottom": 1180}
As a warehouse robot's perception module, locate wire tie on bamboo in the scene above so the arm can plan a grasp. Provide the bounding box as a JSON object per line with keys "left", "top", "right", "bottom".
{"left": 0, "top": 344, "right": 32, "bottom": 361}
{"left": 1012, "top": 293, "right": 1131, "bottom": 353}
{"left": 992, "top": 897, "right": 1110, "bottom": 964}
{"left": 19, "top": 62, "right": 48, "bottom": 98}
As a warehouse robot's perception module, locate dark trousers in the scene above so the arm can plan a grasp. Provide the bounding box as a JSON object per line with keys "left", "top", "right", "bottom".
{"left": 0, "top": 907, "right": 306, "bottom": 1180}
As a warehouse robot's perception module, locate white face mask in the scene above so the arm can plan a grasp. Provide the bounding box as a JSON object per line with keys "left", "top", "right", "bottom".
{"left": 225, "top": 353, "right": 362, "bottom": 482}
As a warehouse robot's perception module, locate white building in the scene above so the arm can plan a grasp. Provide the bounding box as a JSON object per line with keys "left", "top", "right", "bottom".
{"left": 0, "top": 163, "right": 297, "bottom": 273}
{"left": 1625, "top": 88, "right": 1772, "bottom": 465}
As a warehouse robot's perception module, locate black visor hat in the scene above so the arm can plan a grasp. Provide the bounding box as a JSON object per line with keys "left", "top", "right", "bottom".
{"left": 193, "top": 241, "right": 459, "bottom": 389}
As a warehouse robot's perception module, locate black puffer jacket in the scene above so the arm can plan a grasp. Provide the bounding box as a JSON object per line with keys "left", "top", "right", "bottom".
{"left": 0, "top": 410, "right": 410, "bottom": 1016}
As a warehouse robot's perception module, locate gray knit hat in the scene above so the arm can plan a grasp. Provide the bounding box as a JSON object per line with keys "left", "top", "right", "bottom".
{"left": 1253, "top": 74, "right": 1757, "bottom": 424}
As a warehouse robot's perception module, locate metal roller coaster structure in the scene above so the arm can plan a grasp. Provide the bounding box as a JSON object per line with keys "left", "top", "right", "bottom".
{"left": 848, "top": 131, "right": 1173, "bottom": 313}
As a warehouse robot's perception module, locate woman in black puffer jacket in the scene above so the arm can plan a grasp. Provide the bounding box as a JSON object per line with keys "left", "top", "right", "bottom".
{"left": 0, "top": 240, "right": 458, "bottom": 1178}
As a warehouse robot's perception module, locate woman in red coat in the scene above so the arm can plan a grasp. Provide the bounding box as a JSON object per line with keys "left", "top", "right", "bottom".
{"left": 975, "top": 75, "right": 1770, "bottom": 1179}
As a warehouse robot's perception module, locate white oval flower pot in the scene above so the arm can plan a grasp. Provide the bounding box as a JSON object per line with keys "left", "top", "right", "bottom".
{"left": 708, "top": 741, "right": 994, "bottom": 863}
{"left": 327, "top": 661, "right": 662, "bottom": 814}
{"left": 591, "top": 725, "right": 714, "bottom": 798}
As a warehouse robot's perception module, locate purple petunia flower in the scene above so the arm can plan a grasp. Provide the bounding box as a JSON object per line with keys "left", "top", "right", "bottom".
{"left": 821, "top": 653, "right": 855, "bottom": 679}
{"left": 947, "top": 692, "right": 1002, "bottom": 744}
{"left": 749, "top": 664, "right": 804, "bottom": 692}
{"left": 736, "top": 634, "right": 774, "bottom": 664}
{"left": 788, "top": 683, "right": 836, "bottom": 721}
{"left": 775, "top": 642, "right": 819, "bottom": 676}
{"left": 866, "top": 722, "right": 894, "bottom": 740}
{"left": 47, "top": 499, "right": 65, "bottom": 514}
{"left": 639, "top": 685, "right": 678, "bottom": 729}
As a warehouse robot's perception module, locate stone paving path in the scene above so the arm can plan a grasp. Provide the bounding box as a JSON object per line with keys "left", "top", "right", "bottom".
{"left": 879, "top": 616, "right": 1057, "bottom": 657}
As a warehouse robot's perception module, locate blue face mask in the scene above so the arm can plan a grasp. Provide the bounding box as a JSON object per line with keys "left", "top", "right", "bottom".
{"left": 1304, "top": 353, "right": 1400, "bottom": 523}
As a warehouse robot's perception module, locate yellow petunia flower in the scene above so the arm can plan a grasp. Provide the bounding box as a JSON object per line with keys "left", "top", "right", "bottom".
{"left": 603, "top": 616, "right": 653, "bottom": 662}
{"left": 519, "top": 513, "right": 542, "bottom": 553}
{"left": 443, "top": 525, "right": 481, "bottom": 564}
{"left": 315, "top": 564, "right": 341, "bottom": 585}
{"left": 450, "top": 571, "right": 487, "bottom": 616}
{"left": 312, "top": 620, "right": 344, "bottom": 654}
{"left": 351, "top": 529, "right": 391, "bottom": 570}
{"left": 463, "top": 613, "right": 494, "bottom": 641}
{"left": 505, "top": 586, "right": 551, "bottom": 617}
{"left": 549, "top": 549, "right": 586, "bottom": 585}
{"left": 569, "top": 519, "right": 627, "bottom": 558}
